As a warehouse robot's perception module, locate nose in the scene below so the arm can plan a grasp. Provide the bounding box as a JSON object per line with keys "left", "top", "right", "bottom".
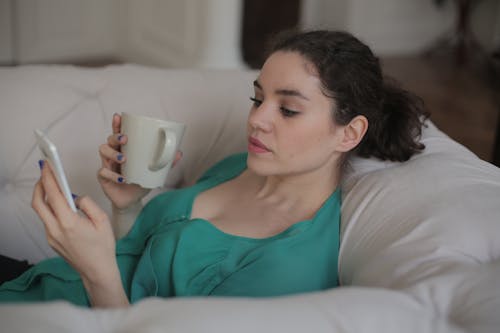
{"left": 248, "top": 102, "right": 273, "bottom": 133}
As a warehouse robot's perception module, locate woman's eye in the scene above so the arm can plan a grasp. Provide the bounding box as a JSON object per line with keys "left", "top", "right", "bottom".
{"left": 249, "top": 97, "right": 262, "bottom": 107}
{"left": 280, "top": 107, "right": 300, "bottom": 117}
{"left": 250, "top": 97, "right": 300, "bottom": 117}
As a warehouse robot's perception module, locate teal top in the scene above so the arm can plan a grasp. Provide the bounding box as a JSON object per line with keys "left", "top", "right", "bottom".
{"left": 0, "top": 153, "right": 340, "bottom": 306}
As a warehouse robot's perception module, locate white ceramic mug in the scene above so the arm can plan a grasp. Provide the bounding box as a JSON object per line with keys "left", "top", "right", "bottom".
{"left": 121, "top": 112, "right": 186, "bottom": 188}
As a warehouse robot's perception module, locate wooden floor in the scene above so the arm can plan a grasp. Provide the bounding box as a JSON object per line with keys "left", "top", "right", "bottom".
{"left": 381, "top": 55, "right": 499, "bottom": 164}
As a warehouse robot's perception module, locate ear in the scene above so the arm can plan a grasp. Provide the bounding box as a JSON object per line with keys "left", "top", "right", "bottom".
{"left": 336, "top": 115, "right": 368, "bottom": 153}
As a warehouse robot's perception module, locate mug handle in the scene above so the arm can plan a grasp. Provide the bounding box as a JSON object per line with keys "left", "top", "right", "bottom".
{"left": 149, "top": 128, "right": 177, "bottom": 171}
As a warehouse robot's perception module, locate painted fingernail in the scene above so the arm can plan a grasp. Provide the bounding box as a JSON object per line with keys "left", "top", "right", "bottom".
{"left": 72, "top": 193, "right": 78, "bottom": 200}
{"left": 117, "top": 153, "right": 123, "bottom": 161}
{"left": 117, "top": 135, "right": 123, "bottom": 142}
{"left": 38, "top": 160, "right": 44, "bottom": 170}
{"left": 118, "top": 177, "right": 124, "bottom": 183}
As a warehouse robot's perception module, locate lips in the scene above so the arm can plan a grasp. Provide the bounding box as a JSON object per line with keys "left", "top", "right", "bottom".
{"left": 248, "top": 136, "right": 270, "bottom": 153}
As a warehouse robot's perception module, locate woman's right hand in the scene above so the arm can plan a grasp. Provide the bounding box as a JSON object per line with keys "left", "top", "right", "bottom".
{"left": 97, "top": 113, "right": 182, "bottom": 210}
{"left": 98, "top": 113, "right": 150, "bottom": 210}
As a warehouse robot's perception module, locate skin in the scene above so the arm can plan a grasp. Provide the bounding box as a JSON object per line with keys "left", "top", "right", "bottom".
{"left": 190, "top": 51, "right": 368, "bottom": 238}
{"left": 31, "top": 50, "right": 368, "bottom": 307}
{"left": 32, "top": 115, "right": 182, "bottom": 308}
{"left": 247, "top": 51, "right": 347, "bottom": 178}
{"left": 32, "top": 163, "right": 129, "bottom": 307}
{"left": 98, "top": 114, "right": 182, "bottom": 210}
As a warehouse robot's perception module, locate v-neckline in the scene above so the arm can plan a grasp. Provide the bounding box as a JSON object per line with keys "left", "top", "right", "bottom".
{"left": 185, "top": 154, "right": 340, "bottom": 242}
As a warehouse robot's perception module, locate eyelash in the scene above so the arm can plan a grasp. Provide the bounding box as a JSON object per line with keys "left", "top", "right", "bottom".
{"left": 249, "top": 97, "right": 300, "bottom": 118}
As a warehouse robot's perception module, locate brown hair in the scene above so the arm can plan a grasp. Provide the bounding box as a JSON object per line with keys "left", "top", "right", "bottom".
{"left": 268, "top": 30, "right": 429, "bottom": 162}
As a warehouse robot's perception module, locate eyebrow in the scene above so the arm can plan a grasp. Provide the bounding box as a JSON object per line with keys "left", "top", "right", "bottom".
{"left": 253, "top": 80, "right": 310, "bottom": 101}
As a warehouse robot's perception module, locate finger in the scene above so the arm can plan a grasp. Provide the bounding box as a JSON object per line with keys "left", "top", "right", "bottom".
{"left": 100, "top": 152, "right": 113, "bottom": 170}
{"left": 31, "top": 179, "right": 59, "bottom": 236}
{"left": 112, "top": 113, "right": 121, "bottom": 134}
{"left": 41, "top": 162, "right": 74, "bottom": 224}
{"left": 75, "top": 195, "right": 108, "bottom": 227}
{"left": 99, "top": 145, "right": 118, "bottom": 173}
{"left": 97, "top": 167, "right": 125, "bottom": 184}
{"left": 172, "top": 150, "right": 183, "bottom": 168}
{"left": 106, "top": 133, "right": 127, "bottom": 150}
{"left": 99, "top": 143, "right": 125, "bottom": 165}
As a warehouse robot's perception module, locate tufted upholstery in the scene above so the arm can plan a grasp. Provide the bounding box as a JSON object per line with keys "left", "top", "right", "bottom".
{"left": 0, "top": 64, "right": 499, "bottom": 333}
{"left": 0, "top": 65, "right": 255, "bottom": 262}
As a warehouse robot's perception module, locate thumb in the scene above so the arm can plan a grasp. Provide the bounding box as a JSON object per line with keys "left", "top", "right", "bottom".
{"left": 75, "top": 195, "right": 109, "bottom": 226}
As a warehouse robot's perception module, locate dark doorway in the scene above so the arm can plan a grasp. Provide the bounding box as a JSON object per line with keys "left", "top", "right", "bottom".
{"left": 242, "top": 0, "right": 302, "bottom": 69}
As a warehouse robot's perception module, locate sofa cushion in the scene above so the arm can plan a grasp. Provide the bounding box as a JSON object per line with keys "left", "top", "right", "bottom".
{"left": 339, "top": 122, "right": 500, "bottom": 287}
{"left": 0, "top": 64, "right": 255, "bottom": 261}
{"left": 0, "top": 64, "right": 499, "bottom": 292}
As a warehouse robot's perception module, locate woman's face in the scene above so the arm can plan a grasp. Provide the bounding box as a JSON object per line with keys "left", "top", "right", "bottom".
{"left": 247, "top": 51, "right": 346, "bottom": 177}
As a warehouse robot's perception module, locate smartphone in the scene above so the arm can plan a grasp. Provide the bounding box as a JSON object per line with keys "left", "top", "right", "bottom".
{"left": 34, "top": 129, "right": 77, "bottom": 212}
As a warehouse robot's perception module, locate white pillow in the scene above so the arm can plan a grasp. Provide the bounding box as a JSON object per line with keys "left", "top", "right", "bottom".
{"left": 339, "top": 122, "right": 500, "bottom": 288}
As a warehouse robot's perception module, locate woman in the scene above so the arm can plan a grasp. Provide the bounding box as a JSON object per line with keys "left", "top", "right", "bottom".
{"left": 0, "top": 30, "right": 428, "bottom": 307}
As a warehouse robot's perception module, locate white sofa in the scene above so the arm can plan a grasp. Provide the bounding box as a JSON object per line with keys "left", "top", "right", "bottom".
{"left": 0, "top": 64, "right": 499, "bottom": 333}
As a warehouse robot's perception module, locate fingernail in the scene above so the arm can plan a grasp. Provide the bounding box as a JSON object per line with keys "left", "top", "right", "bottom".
{"left": 38, "top": 160, "right": 44, "bottom": 170}
{"left": 117, "top": 153, "right": 123, "bottom": 161}
{"left": 72, "top": 193, "right": 78, "bottom": 200}
{"left": 118, "top": 177, "right": 124, "bottom": 183}
{"left": 117, "top": 135, "right": 123, "bottom": 142}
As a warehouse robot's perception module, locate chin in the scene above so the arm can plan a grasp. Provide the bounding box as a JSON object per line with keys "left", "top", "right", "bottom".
{"left": 247, "top": 153, "right": 273, "bottom": 176}
{"left": 246, "top": 153, "right": 278, "bottom": 176}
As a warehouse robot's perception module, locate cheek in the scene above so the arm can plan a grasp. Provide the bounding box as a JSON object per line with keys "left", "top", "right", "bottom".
{"left": 280, "top": 126, "right": 331, "bottom": 160}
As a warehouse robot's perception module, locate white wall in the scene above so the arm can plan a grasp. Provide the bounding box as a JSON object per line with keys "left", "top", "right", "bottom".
{"left": 2, "top": 0, "right": 498, "bottom": 65}
{"left": 348, "top": 0, "right": 454, "bottom": 54}
{"left": 15, "top": 0, "right": 117, "bottom": 64}
{"left": 301, "top": 0, "right": 500, "bottom": 55}
{"left": 0, "top": 0, "right": 13, "bottom": 64}
{"left": 118, "top": 0, "right": 244, "bottom": 68}
{"left": 1, "top": 0, "right": 244, "bottom": 68}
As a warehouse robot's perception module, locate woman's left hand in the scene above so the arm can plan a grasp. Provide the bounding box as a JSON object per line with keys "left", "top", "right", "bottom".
{"left": 31, "top": 161, "right": 119, "bottom": 290}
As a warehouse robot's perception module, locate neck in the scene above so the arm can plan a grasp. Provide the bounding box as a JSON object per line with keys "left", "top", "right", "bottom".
{"left": 244, "top": 161, "right": 340, "bottom": 216}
